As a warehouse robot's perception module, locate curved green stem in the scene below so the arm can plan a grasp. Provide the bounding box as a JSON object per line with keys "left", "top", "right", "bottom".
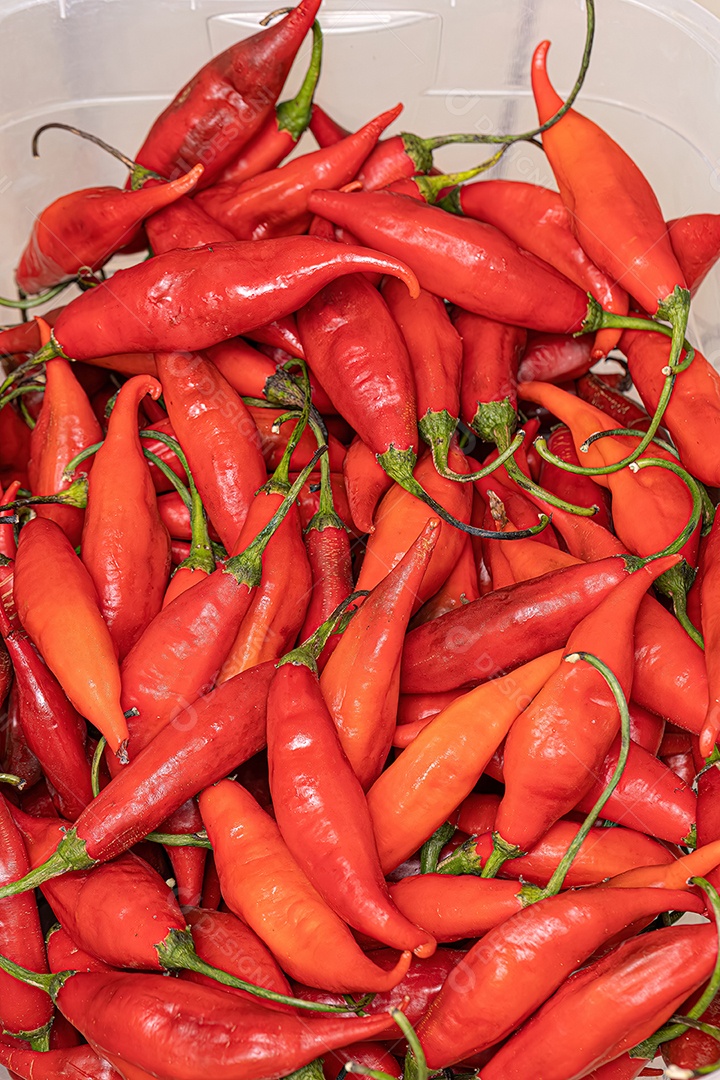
{"left": 0, "top": 382, "right": 46, "bottom": 409}
{"left": 90, "top": 737, "right": 106, "bottom": 798}
{"left": 275, "top": 20, "right": 323, "bottom": 141}
{"left": 157, "top": 928, "right": 364, "bottom": 1013}
{"left": 421, "top": 410, "right": 526, "bottom": 482}
{"left": 531, "top": 651, "right": 631, "bottom": 899}
{"left": 394, "top": 1007, "right": 428, "bottom": 1080}
{"left": 0, "top": 475, "right": 88, "bottom": 513}
{"left": 265, "top": 360, "right": 313, "bottom": 491}
{"left": 504, "top": 456, "right": 599, "bottom": 517}
{"left": 0, "top": 828, "right": 94, "bottom": 900}
{"left": 280, "top": 590, "right": 367, "bottom": 674}
{"left": 145, "top": 830, "right": 212, "bottom": 848}
{"left": 305, "top": 412, "right": 345, "bottom": 533}
{"left": 0, "top": 281, "right": 73, "bottom": 309}
{"left": 480, "top": 833, "right": 526, "bottom": 879}
{"left": 414, "top": 146, "right": 511, "bottom": 204}
{"left": 0, "top": 339, "right": 62, "bottom": 402}
{"left": 32, "top": 123, "right": 163, "bottom": 189}
{"left": 378, "top": 444, "right": 552, "bottom": 539}
{"left": 0, "top": 773, "right": 25, "bottom": 790}
{"left": 420, "top": 822, "right": 457, "bottom": 874}
{"left": 631, "top": 876, "right": 720, "bottom": 1059}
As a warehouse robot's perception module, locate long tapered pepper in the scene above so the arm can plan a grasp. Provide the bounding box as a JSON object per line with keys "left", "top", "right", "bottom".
{"left": 13, "top": 518, "right": 129, "bottom": 758}
{"left": 480, "top": 923, "right": 717, "bottom": 1080}
{"left": 442, "top": 178, "right": 630, "bottom": 357}
{"left": 342, "top": 435, "right": 394, "bottom": 534}
{"left": 155, "top": 351, "right": 266, "bottom": 551}
{"left": 0, "top": 794, "right": 52, "bottom": 1047}
{"left": 200, "top": 778, "right": 413, "bottom": 993}
{"left": 81, "top": 375, "right": 171, "bottom": 660}
{"left": 486, "top": 556, "right": 680, "bottom": 873}
{"left": 119, "top": 453, "right": 322, "bottom": 756}
{"left": 320, "top": 520, "right": 439, "bottom": 790}
{"left": 268, "top": 646, "right": 435, "bottom": 957}
{"left": 133, "top": 0, "right": 322, "bottom": 185}
{"left": 24, "top": 238, "right": 419, "bottom": 368}
{"left": 26, "top": 356, "right": 102, "bottom": 549}
{"left": 196, "top": 104, "right": 402, "bottom": 240}
{"left": 621, "top": 327, "right": 720, "bottom": 487}
{"left": 388, "top": 875, "right": 526, "bottom": 943}
{"left": 367, "top": 651, "right": 562, "bottom": 874}
{"left": 518, "top": 331, "right": 594, "bottom": 384}
{"left": 453, "top": 308, "right": 526, "bottom": 453}
{"left": 0, "top": 595, "right": 92, "bottom": 820}
{"left": 16, "top": 165, "right": 203, "bottom": 293}
{"left": 401, "top": 556, "right": 637, "bottom": 694}
{"left": 0, "top": 958, "right": 399, "bottom": 1080}
{"left": 159, "top": 798, "right": 207, "bottom": 907}
{"left": 308, "top": 189, "right": 590, "bottom": 333}
{"left": 416, "top": 891, "right": 708, "bottom": 1070}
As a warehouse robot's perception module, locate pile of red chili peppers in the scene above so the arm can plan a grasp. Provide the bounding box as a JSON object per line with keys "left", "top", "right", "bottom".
{"left": 2, "top": 1, "right": 720, "bottom": 1077}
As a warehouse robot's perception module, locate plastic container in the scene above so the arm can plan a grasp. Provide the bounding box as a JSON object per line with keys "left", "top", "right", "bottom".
{"left": 0, "top": 0, "right": 719, "bottom": 1074}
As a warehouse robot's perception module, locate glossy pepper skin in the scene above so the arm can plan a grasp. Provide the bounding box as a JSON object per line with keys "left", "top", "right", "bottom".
{"left": 0, "top": 1043, "right": 126, "bottom": 1080}
{"left": 532, "top": 40, "right": 686, "bottom": 315}
{"left": 480, "top": 923, "right": 717, "bottom": 1080}
{"left": 342, "top": 435, "right": 394, "bottom": 534}
{"left": 493, "top": 556, "right": 680, "bottom": 858}
{"left": 388, "top": 875, "right": 527, "bottom": 943}
{"left": 50, "top": 968, "right": 400, "bottom": 1080}
{"left": 416, "top": 890, "right": 707, "bottom": 1070}
{"left": 0, "top": 594, "right": 92, "bottom": 821}
{"left": 268, "top": 657, "right": 435, "bottom": 956}
{"left": 538, "top": 426, "right": 612, "bottom": 528}
{"left": 44, "top": 237, "right": 418, "bottom": 361}
{"left": 668, "top": 212, "right": 720, "bottom": 294}
{"left": 13, "top": 518, "right": 129, "bottom": 758}
{"left": 200, "top": 779, "right": 413, "bottom": 994}
{"left": 133, "top": 0, "right": 322, "bottom": 185}
{"left": 447, "top": 179, "right": 629, "bottom": 357}
{"left": 320, "top": 521, "right": 439, "bottom": 790}
{"left": 155, "top": 351, "right": 266, "bottom": 552}
{"left": 621, "top": 327, "right": 720, "bottom": 487}
{"left": 16, "top": 166, "right": 203, "bottom": 293}
{"left": 307, "top": 188, "right": 589, "bottom": 333}
{"left": 196, "top": 104, "right": 401, "bottom": 240}
{"left": 82, "top": 375, "right": 171, "bottom": 660}
{"left": 0, "top": 794, "right": 52, "bottom": 1044}
{"left": 401, "top": 556, "right": 635, "bottom": 694}
{"left": 453, "top": 308, "right": 525, "bottom": 449}
{"left": 27, "top": 357, "right": 102, "bottom": 549}
{"left": 367, "top": 651, "right": 562, "bottom": 874}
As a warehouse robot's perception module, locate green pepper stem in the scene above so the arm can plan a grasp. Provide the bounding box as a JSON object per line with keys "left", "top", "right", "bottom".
{"left": 142, "top": 448, "right": 191, "bottom": 508}
{"left": 0, "top": 340, "right": 61, "bottom": 403}
{"left": 265, "top": 359, "right": 313, "bottom": 491}
{"left": 0, "top": 475, "right": 88, "bottom": 513}
{"left": 631, "top": 876, "right": 720, "bottom": 1059}
{"left": 63, "top": 440, "right": 103, "bottom": 479}
{"left": 32, "top": 123, "right": 163, "bottom": 188}
{"left": 279, "top": 590, "right": 367, "bottom": 674}
{"left": 0, "top": 773, "right": 25, "bottom": 790}
{"left": 0, "top": 827, "right": 93, "bottom": 900}
{"left": 413, "top": 146, "right": 510, "bottom": 204}
{"left": 532, "top": 651, "right": 631, "bottom": 899}
{"left": 378, "top": 444, "right": 551, "bottom": 540}
{"left": 629, "top": 457, "right": 703, "bottom": 564}
{"left": 436, "top": 836, "right": 482, "bottom": 875}
{"left": 394, "top": 1008, "right": 428, "bottom": 1080}
{"left": 419, "top": 822, "right": 456, "bottom": 874}
{"left": 0, "top": 281, "right": 73, "bottom": 309}
{"left": 420, "top": 410, "right": 526, "bottom": 483}
{"left": 275, "top": 21, "right": 323, "bottom": 141}
{"left": 504, "top": 455, "right": 599, "bottom": 517}
{"left": 157, "top": 928, "right": 364, "bottom": 1013}
{"left": 90, "top": 737, "right": 106, "bottom": 798}
{"left": 146, "top": 831, "right": 212, "bottom": 848}
{"left": 0, "top": 951, "right": 64, "bottom": 997}
{"left": 480, "top": 832, "right": 526, "bottom": 879}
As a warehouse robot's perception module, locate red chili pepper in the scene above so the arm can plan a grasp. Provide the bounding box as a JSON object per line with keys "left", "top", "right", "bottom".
{"left": 367, "top": 651, "right": 562, "bottom": 874}
{"left": 0, "top": 794, "right": 52, "bottom": 1046}
{"left": 531, "top": 40, "right": 689, "bottom": 333}
{"left": 0, "top": 403, "right": 30, "bottom": 488}
{"left": 268, "top": 643, "right": 435, "bottom": 957}
{"left": 0, "top": 481, "right": 21, "bottom": 560}
{"left": 452, "top": 308, "right": 526, "bottom": 451}
{"left": 196, "top": 104, "right": 402, "bottom": 240}
{"left": 155, "top": 351, "right": 266, "bottom": 552}
{"left": 411, "top": 535, "right": 480, "bottom": 626}
{"left": 81, "top": 375, "right": 171, "bottom": 660}
{"left": 247, "top": 406, "right": 346, "bottom": 472}
{"left": 35, "top": 237, "right": 418, "bottom": 363}
{"left": 320, "top": 520, "right": 439, "bottom": 790}
{"left": 308, "top": 189, "right": 590, "bottom": 333}
{"left": 245, "top": 314, "right": 306, "bottom": 360}
{"left": 134, "top": 0, "right": 322, "bottom": 185}
{"left": 480, "top": 923, "right": 716, "bottom": 1080}
{"left": 356, "top": 446, "right": 473, "bottom": 605}
{"left": 0, "top": 1042, "right": 126, "bottom": 1080}
{"left": 518, "top": 332, "right": 594, "bottom": 384}
{"left": 660, "top": 987, "right": 720, "bottom": 1072}
{"left": 442, "top": 179, "right": 630, "bottom": 357}
{"left": 381, "top": 277, "right": 463, "bottom": 472}
{"left": 214, "top": 19, "right": 324, "bottom": 188}
{"left": 119, "top": 456, "right": 320, "bottom": 756}
{"left": 181, "top": 906, "right": 293, "bottom": 1005}
{"left": 12, "top": 518, "right": 129, "bottom": 758}
{"left": 159, "top": 798, "right": 206, "bottom": 907}
{"left": 417, "top": 894, "right": 709, "bottom": 1072}
{"left": 621, "top": 326, "right": 720, "bottom": 487}
{"left": 488, "top": 555, "right": 679, "bottom": 867}
{"left": 0, "top": 588, "right": 92, "bottom": 821}
{"left": 26, "top": 357, "right": 102, "bottom": 549}
{"left": 324, "top": 1045, "right": 401, "bottom": 1080}
{"left": 46, "top": 924, "right": 113, "bottom": 975}
{"left": 388, "top": 875, "right": 525, "bottom": 943}
{"left": 575, "top": 370, "right": 652, "bottom": 432}
{"left": 401, "top": 555, "right": 637, "bottom": 694}
{"left": 538, "top": 426, "right": 612, "bottom": 528}
{"left": 16, "top": 165, "right": 203, "bottom": 294}
{"left": 200, "top": 778, "right": 413, "bottom": 993}
{"left": 668, "top": 212, "right": 720, "bottom": 295}
{"left": 342, "top": 435, "right": 394, "bottom": 534}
